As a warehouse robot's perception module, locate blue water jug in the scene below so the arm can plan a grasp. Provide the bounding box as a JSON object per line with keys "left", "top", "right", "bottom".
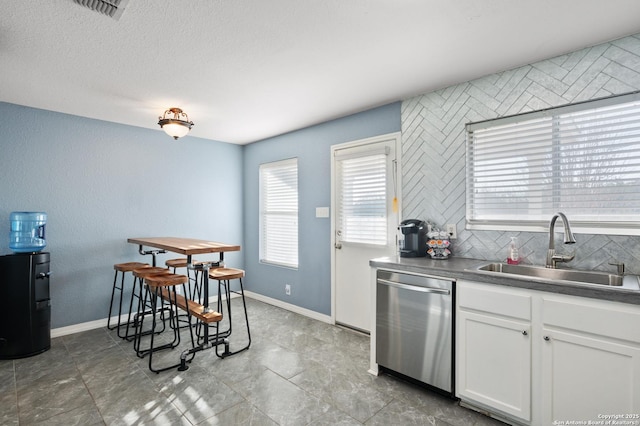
{"left": 9, "top": 212, "right": 47, "bottom": 253}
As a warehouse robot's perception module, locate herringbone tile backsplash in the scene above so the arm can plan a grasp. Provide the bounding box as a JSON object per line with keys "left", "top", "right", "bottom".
{"left": 401, "top": 33, "right": 640, "bottom": 274}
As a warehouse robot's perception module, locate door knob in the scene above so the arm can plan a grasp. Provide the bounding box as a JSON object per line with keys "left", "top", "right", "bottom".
{"left": 335, "top": 243, "right": 342, "bottom": 249}
{"left": 522, "top": 330, "right": 528, "bottom": 336}
{"left": 543, "top": 336, "right": 550, "bottom": 341}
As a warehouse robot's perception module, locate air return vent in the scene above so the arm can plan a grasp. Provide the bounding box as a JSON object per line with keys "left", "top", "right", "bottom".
{"left": 72, "top": 0, "right": 130, "bottom": 20}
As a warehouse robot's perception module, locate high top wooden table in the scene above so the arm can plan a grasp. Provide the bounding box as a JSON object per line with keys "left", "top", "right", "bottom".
{"left": 128, "top": 237, "right": 241, "bottom": 369}
{"left": 127, "top": 237, "right": 240, "bottom": 263}
{"left": 128, "top": 236, "right": 241, "bottom": 308}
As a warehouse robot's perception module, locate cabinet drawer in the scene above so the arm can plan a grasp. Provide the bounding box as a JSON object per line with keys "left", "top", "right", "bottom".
{"left": 543, "top": 296, "right": 640, "bottom": 344}
{"left": 458, "top": 280, "right": 531, "bottom": 321}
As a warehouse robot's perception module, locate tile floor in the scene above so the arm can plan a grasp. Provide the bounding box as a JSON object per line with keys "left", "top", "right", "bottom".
{"left": 0, "top": 298, "right": 506, "bottom": 425}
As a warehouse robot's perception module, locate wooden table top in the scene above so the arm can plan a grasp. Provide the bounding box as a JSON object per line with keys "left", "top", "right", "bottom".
{"left": 127, "top": 237, "right": 241, "bottom": 255}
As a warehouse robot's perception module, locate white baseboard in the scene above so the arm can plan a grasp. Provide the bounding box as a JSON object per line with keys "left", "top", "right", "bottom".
{"left": 51, "top": 291, "right": 333, "bottom": 338}
{"left": 243, "top": 290, "right": 333, "bottom": 324}
{"left": 52, "top": 318, "right": 110, "bottom": 338}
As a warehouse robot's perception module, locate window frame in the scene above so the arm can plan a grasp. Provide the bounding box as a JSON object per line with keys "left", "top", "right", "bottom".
{"left": 259, "top": 158, "right": 299, "bottom": 269}
{"left": 465, "top": 91, "right": 640, "bottom": 236}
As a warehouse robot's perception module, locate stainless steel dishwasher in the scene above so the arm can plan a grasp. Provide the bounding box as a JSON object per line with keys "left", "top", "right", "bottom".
{"left": 376, "top": 269, "right": 454, "bottom": 394}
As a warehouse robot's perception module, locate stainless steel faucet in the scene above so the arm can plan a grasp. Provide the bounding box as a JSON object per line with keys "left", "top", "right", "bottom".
{"left": 546, "top": 212, "right": 576, "bottom": 268}
{"left": 609, "top": 260, "right": 625, "bottom": 276}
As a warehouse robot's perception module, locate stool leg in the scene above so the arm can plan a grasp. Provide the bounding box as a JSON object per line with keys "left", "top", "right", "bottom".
{"left": 133, "top": 285, "right": 150, "bottom": 357}
{"left": 134, "top": 285, "right": 170, "bottom": 357}
{"left": 194, "top": 272, "right": 207, "bottom": 342}
{"left": 148, "top": 284, "right": 196, "bottom": 373}
{"left": 236, "top": 277, "right": 252, "bottom": 349}
{"left": 216, "top": 277, "right": 251, "bottom": 358}
{"left": 192, "top": 270, "right": 203, "bottom": 304}
{"left": 177, "top": 269, "right": 198, "bottom": 330}
{"left": 180, "top": 282, "right": 196, "bottom": 351}
{"left": 171, "top": 266, "right": 199, "bottom": 330}
{"left": 176, "top": 282, "right": 198, "bottom": 371}
{"left": 132, "top": 276, "right": 151, "bottom": 345}
{"left": 107, "top": 270, "right": 121, "bottom": 330}
{"left": 179, "top": 282, "right": 224, "bottom": 371}
{"left": 116, "top": 271, "right": 135, "bottom": 339}
{"left": 123, "top": 276, "right": 144, "bottom": 341}
{"left": 217, "top": 279, "right": 233, "bottom": 338}
{"left": 144, "top": 288, "right": 179, "bottom": 357}
{"left": 186, "top": 269, "right": 197, "bottom": 302}
{"left": 215, "top": 280, "right": 231, "bottom": 358}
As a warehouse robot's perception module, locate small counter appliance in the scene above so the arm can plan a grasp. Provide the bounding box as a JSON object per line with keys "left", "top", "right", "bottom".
{"left": 398, "top": 219, "right": 428, "bottom": 258}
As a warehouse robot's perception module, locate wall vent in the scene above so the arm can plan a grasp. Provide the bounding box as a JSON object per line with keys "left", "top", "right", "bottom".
{"left": 72, "top": 0, "right": 130, "bottom": 20}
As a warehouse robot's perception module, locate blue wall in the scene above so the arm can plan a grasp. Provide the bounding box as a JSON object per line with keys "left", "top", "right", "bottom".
{"left": 0, "top": 102, "right": 243, "bottom": 328}
{"left": 242, "top": 103, "right": 401, "bottom": 315}
{"left": 0, "top": 100, "right": 400, "bottom": 329}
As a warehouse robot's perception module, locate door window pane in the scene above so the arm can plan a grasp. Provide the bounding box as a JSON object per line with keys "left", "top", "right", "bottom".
{"left": 337, "top": 150, "right": 388, "bottom": 245}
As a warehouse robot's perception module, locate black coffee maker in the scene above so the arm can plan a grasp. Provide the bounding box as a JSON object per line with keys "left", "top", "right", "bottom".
{"left": 398, "top": 219, "right": 428, "bottom": 258}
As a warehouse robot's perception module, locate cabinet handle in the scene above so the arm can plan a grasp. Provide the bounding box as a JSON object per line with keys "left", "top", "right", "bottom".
{"left": 522, "top": 330, "right": 528, "bottom": 336}
{"left": 543, "top": 336, "right": 550, "bottom": 341}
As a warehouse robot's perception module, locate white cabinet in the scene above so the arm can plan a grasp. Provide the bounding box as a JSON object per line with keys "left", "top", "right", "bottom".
{"left": 457, "top": 279, "right": 640, "bottom": 426}
{"left": 457, "top": 311, "right": 531, "bottom": 421}
{"left": 457, "top": 281, "right": 532, "bottom": 422}
{"left": 540, "top": 296, "right": 640, "bottom": 424}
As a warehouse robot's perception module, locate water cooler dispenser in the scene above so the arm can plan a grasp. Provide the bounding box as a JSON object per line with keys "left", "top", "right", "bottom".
{"left": 0, "top": 212, "right": 51, "bottom": 359}
{"left": 0, "top": 252, "right": 51, "bottom": 358}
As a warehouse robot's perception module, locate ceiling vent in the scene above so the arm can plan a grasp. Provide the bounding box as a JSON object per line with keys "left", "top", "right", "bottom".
{"left": 72, "top": 0, "right": 130, "bottom": 20}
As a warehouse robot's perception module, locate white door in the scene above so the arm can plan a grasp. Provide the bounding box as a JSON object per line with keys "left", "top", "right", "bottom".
{"left": 332, "top": 133, "right": 399, "bottom": 332}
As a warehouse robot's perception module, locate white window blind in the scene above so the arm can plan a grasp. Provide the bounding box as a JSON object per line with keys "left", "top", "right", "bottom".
{"left": 259, "top": 158, "right": 298, "bottom": 268}
{"left": 336, "top": 149, "right": 388, "bottom": 245}
{"left": 466, "top": 92, "right": 640, "bottom": 233}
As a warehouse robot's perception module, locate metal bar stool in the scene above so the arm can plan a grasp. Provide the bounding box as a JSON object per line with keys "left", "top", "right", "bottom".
{"left": 130, "top": 267, "right": 173, "bottom": 348}
{"left": 208, "top": 267, "right": 251, "bottom": 357}
{"left": 108, "top": 262, "right": 150, "bottom": 338}
{"left": 137, "top": 273, "right": 196, "bottom": 373}
{"left": 167, "top": 258, "right": 207, "bottom": 331}
{"left": 165, "top": 257, "right": 202, "bottom": 307}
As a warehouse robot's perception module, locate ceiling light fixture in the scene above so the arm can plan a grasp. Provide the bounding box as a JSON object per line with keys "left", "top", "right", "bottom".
{"left": 158, "top": 108, "right": 194, "bottom": 140}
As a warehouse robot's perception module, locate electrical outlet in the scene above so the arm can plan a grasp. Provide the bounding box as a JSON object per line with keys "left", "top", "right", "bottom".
{"left": 285, "top": 284, "right": 291, "bottom": 295}
{"left": 446, "top": 224, "right": 457, "bottom": 239}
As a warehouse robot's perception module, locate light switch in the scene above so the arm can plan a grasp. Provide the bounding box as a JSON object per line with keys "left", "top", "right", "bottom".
{"left": 316, "top": 207, "right": 330, "bottom": 218}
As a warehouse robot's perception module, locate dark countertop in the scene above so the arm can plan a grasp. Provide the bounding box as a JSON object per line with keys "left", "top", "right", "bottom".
{"left": 370, "top": 256, "right": 640, "bottom": 305}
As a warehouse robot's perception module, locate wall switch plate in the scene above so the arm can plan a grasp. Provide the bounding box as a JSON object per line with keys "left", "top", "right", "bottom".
{"left": 446, "top": 224, "right": 457, "bottom": 239}
{"left": 285, "top": 284, "right": 291, "bottom": 295}
{"left": 316, "top": 207, "right": 330, "bottom": 218}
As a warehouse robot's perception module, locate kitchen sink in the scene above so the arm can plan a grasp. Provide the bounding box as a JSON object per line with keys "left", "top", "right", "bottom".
{"left": 474, "top": 262, "right": 623, "bottom": 286}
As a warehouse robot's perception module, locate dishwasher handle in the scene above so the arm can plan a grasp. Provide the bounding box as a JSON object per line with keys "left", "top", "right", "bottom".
{"left": 377, "top": 278, "right": 451, "bottom": 295}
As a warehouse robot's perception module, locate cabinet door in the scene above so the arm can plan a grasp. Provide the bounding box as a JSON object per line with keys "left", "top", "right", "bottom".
{"left": 541, "top": 329, "right": 640, "bottom": 424}
{"left": 457, "top": 310, "right": 531, "bottom": 422}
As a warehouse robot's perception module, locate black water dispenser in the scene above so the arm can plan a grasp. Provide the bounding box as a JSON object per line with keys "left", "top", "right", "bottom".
{"left": 0, "top": 252, "right": 51, "bottom": 358}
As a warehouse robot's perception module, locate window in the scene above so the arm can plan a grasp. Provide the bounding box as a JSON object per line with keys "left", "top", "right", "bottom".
{"left": 259, "top": 158, "right": 298, "bottom": 268}
{"left": 335, "top": 143, "right": 390, "bottom": 245}
{"left": 466, "top": 92, "right": 640, "bottom": 234}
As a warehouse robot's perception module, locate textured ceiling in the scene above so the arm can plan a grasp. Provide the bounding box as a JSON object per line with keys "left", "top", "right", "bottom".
{"left": 2, "top": 1, "right": 640, "bottom": 144}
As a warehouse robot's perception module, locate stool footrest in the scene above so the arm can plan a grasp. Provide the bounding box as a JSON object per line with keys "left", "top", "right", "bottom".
{"left": 158, "top": 288, "right": 222, "bottom": 323}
